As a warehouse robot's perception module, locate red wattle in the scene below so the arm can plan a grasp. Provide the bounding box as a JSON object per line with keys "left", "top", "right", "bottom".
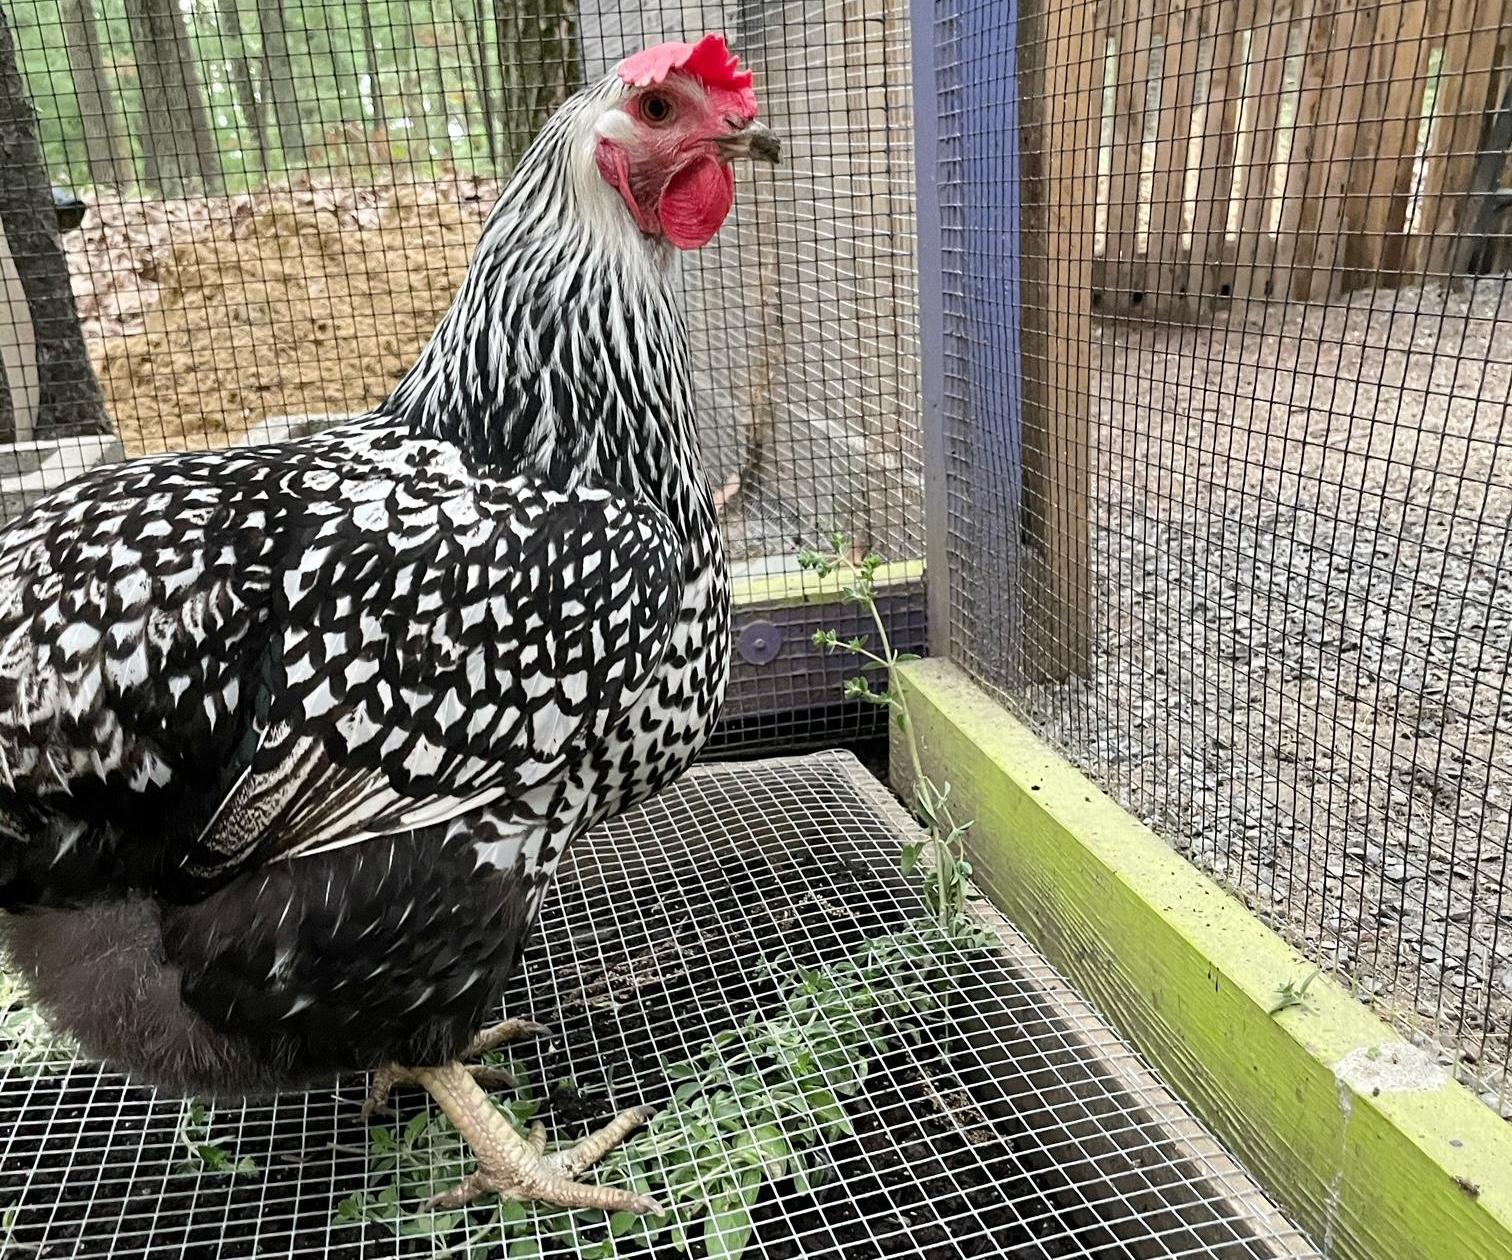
{"left": 658, "top": 158, "right": 735, "bottom": 251}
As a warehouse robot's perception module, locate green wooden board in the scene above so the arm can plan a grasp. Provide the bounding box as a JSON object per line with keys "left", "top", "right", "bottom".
{"left": 898, "top": 658, "right": 1512, "bottom": 1260}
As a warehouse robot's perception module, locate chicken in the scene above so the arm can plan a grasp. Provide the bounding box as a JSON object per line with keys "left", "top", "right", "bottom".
{"left": 0, "top": 34, "right": 778, "bottom": 1215}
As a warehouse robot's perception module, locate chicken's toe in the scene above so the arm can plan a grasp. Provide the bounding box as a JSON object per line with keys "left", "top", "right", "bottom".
{"left": 361, "top": 1062, "right": 519, "bottom": 1118}
{"left": 413, "top": 1062, "right": 661, "bottom": 1215}
{"left": 466, "top": 1017, "right": 553, "bottom": 1057}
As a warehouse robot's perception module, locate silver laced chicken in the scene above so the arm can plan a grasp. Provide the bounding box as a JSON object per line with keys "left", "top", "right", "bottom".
{"left": 0, "top": 34, "right": 778, "bottom": 1215}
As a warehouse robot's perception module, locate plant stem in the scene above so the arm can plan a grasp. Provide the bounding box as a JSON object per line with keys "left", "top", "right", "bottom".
{"left": 838, "top": 551, "right": 960, "bottom": 929}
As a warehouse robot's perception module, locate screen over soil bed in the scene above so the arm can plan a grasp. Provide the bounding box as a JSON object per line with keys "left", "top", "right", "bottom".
{"left": 1, "top": 753, "right": 1319, "bottom": 1259}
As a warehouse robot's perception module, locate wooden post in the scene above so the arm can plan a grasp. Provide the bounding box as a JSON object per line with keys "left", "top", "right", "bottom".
{"left": 0, "top": 218, "right": 38, "bottom": 442}
{"left": 1233, "top": 2, "right": 1294, "bottom": 301}
{"left": 1020, "top": 0, "right": 1096, "bottom": 680}
{"left": 1149, "top": 0, "right": 1202, "bottom": 307}
{"left": 911, "top": 0, "right": 952, "bottom": 660}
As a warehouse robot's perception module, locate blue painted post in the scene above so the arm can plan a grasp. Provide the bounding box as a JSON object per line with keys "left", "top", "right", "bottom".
{"left": 912, "top": 0, "right": 1027, "bottom": 683}
{"left": 909, "top": 0, "right": 952, "bottom": 659}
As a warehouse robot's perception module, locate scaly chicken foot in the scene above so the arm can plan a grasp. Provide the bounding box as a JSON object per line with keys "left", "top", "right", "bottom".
{"left": 414, "top": 1061, "right": 662, "bottom": 1214}
{"left": 361, "top": 1017, "right": 552, "bottom": 1117}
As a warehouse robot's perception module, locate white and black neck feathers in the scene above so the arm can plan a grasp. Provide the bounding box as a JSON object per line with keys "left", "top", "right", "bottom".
{"left": 379, "top": 77, "right": 706, "bottom": 529}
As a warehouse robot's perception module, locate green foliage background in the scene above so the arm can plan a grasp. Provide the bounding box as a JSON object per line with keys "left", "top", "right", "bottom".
{"left": 9, "top": 0, "right": 576, "bottom": 193}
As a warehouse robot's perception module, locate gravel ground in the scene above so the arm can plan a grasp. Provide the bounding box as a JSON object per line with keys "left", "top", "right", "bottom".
{"left": 1023, "top": 276, "right": 1512, "bottom": 1111}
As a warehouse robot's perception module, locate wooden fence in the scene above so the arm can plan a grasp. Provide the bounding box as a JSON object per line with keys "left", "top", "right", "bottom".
{"left": 1088, "top": 0, "right": 1512, "bottom": 315}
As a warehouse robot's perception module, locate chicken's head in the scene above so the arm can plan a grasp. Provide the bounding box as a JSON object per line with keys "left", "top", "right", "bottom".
{"left": 594, "top": 34, "right": 780, "bottom": 251}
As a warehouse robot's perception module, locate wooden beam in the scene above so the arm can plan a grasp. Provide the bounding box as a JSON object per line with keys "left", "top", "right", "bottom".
{"left": 1019, "top": 0, "right": 1096, "bottom": 680}
{"left": 899, "top": 657, "right": 1512, "bottom": 1260}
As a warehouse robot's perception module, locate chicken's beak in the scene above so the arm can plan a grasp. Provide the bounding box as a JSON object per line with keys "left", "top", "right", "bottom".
{"left": 720, "top": 120, "right": 782, "bottom": 165}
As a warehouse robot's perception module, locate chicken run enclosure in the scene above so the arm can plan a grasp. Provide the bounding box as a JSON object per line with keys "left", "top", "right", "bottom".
{"left": 2, "top": 0, "right": 1512, "bottom": 1256}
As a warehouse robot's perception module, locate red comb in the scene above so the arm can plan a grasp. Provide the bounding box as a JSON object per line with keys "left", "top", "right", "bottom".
{"left": 618, "top": 34, "right": 759, "bottom": 119}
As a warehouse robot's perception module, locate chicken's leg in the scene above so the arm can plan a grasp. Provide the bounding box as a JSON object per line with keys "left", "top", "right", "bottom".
{"left": 362, "top": 1018, "right": 551, "bottom": 1117}
{"left": 415, "top": 1061, "right": 662, "bottom": 1214}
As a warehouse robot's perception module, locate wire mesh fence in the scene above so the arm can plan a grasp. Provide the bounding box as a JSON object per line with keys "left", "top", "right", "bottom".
{"left": 0, "top": 753, "right": 1322, "bottom": 1257}
{"left": 1, "top": 0, "right": 1509, "bottom": 1240}
{"left": 0, "top": 0, "right": 924, "bottom": 581}
{"left": 923, "top": 0, "right": 1512, "bottom": 1113}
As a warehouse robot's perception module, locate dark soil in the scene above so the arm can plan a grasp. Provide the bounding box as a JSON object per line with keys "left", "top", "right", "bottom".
{"left": 0, "top": 757, "right": 1291, "bottom": 1259}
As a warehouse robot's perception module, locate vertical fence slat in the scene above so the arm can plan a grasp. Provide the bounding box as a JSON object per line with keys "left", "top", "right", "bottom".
{"left": 1149, "top": 0, "right": 1202, "bottom": 305}
{"left": 1415, "top": 0, "right": 1501, "bottom": 278}
{"left": 1291, "top": 0, "right": 1352, "bottom": 300}
{"left": 1303, "top": 0, "right": 1374, "bottom": 299}
{"left": 1188, "top": 0, "right": 1246, "bottom": 303}
{"left": 1270, "top": 0, "right": 1328, "bottom": 299}
{"left": 1233, "top": 2, "right": 1293, "bottom": 300}
{"left": 1106, "top": 0, "right": 1155, "bottom": 308}
{"left": 1352, "top": 0, "right": 1432, "bottom": 284}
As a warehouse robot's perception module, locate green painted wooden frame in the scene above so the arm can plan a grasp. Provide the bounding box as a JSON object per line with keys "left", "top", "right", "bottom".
{"left": 728, "top": 559, "right": 924, "bottom": 609}
{"left": 897, "top": 657, "right": 1512, "bottom": 1260}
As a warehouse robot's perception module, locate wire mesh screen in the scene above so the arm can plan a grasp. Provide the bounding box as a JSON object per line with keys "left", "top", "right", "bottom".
{"left": 1, "top": 753, "right": 1320, "bottom": 1257}
{"left": 923, "top": 0, "right": 1512, "bottom": 1113}
{"left": 0, "top": 0, "right": 924, "bottom": 746}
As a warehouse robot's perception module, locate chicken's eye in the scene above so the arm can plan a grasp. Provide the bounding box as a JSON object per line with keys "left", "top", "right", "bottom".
{"left": 641, "top": 93, "right": 675, "bottom": 125}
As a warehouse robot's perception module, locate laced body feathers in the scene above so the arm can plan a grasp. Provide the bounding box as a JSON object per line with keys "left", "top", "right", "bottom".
{"left": 0, "top": 67, "right": 732, "bottom": 1088}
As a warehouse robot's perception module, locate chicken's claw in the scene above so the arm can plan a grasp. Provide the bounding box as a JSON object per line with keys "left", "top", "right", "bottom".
{"left": 415, "top": 1063, "right": 661, "bottom": 1215}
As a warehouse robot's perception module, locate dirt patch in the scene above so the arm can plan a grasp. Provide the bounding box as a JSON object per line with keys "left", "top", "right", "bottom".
{"left": 68, "top": 176, "right": 499, "bottom": 457}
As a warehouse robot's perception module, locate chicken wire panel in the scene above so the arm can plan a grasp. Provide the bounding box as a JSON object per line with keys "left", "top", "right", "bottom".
{"left": 0, "top": 0, "right": 924, "bottom": 748}
{"left": 0, "top": 752, "right": 1320, "bottom": 1258}
{"left": 922, "top": 0, "right": 1512, "bottom": 1111}
{"left": 579, "top": 2, "right": 925, "bottom": 573}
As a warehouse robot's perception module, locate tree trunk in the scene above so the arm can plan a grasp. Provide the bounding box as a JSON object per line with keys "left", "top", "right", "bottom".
{"left": 360, "top": 0, "right": 386, "bottom": 131}
{"left": 0, "top": 5, "right": 110, "bottom": 440}
{"left": 321, "top": 1, "right": 364, "bottom": 128}
{"left": 468, "top": 0, "right": 498, "bottom": 168}
{"left": 60, "top": 0, "right": 132, "bottom": 189}
{"left": 124, "top": 0, "right": 221, "bottom": 195}
{"left": 495, "top": 0, "right": 579, "bottom": 171}
{"left": 218, "top": 0, "right": 268, "bottom": 172}
{"left": 0, "top": 345, "right": 13, "bottom": 442}
{"left": 397, "top": 4, "right": 429, "bottom": 161}
{"left": 256, "top": 0, "right": 305, "bottom": 163}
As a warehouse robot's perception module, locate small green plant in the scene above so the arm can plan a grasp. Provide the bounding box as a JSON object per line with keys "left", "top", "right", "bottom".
{"left": 174, "top": 1100, "right": 260, "bottom": 1180}
{"left": 0, "top": 970, "right": 66, "bottom": 1076}
{"left": 798, "top": 535, "right": 974, "bottom": 928}
{"left": 337, "top": 536, "right": 989, "bottom": 1259}
{"left": 1268, "top": 968, "right": 1321, "bottom": 1016}
{"left": 336, "top": 920, "right": 988, "bottom": 1258}
{"left": 2, "top": 1204, "right": 34, "bottom": 1256}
